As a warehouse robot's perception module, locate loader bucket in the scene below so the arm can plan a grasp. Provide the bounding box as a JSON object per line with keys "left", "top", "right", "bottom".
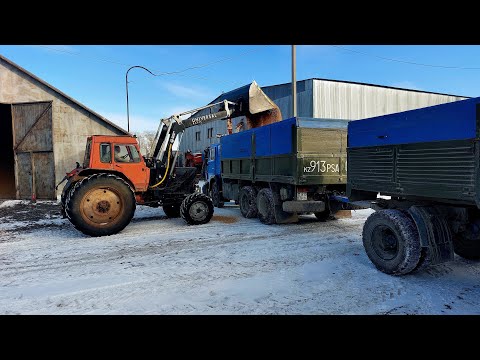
{"left": 248, "top": 80, "right": 277, "bottom": 114}
{"left": 215, "top": 81, "right": 282, "bottom": 128}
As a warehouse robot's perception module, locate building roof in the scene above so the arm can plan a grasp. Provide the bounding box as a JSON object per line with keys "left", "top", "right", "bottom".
{"left": 267, "top": 77, "right": 470, "bottom": 99}
{"left": 0, "top": 54, "right": 129, "bottom": 135}
{"left": 202, "top": 77, "right": 469, "bottom": 113}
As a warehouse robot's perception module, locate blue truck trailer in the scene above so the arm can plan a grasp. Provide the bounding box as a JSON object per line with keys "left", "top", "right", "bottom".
{"left": 202, "top": 117, "right": 349, "bottom": 224}
{"left": 346, "top": 96, "right": 480, "bottom": 275}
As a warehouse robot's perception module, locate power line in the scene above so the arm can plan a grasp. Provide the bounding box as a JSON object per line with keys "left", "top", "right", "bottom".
{"left": 130, "top": 70, "right": 244, "bottom": 87}
{"left": 331, "top": 45, "right": 480, "bottom": 70}
{"left": 151, "top": 46, "right": 269, "bottom": 75}
{"left": 37, "top": 45, "right": 131, "bottom": 66}
{"left": 36, "top": 45, "right": 268, "bottom": 76}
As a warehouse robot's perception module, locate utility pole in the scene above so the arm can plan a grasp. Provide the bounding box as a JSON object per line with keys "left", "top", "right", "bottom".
{"left": 292, "top": 45, "right": 297, "bottom": 118}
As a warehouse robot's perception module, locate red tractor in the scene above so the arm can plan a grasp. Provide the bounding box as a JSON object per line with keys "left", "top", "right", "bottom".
{"left": 59, "top": 81, "right": 278, "bottom": 237}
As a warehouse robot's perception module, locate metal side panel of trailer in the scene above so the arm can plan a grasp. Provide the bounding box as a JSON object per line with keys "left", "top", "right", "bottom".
{"left": 220, "top": 117, "right": 348, "bottom": 186}
{"left": 347, "top": 97, "right": 480, "bottom": 207}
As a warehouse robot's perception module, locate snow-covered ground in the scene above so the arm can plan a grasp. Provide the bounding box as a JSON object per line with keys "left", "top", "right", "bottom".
{"left": 0, "top": 200, "right": 479, "bottom": 314}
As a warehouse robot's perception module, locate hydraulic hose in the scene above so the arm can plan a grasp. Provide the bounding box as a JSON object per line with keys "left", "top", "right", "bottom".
{"left": 149, "top": 143, "right": 173, "bottom": 188}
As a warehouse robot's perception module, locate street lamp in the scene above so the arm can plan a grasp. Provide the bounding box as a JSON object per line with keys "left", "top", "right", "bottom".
{"left": 125, "top": 65, "right": 158, "bottom": 133}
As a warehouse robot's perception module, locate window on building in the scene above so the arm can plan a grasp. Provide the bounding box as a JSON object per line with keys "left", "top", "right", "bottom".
{"left": 207, "top": 127, "right": 213, "bottom": 139}
{"left": 195, "top": 131, "right": 201, "bottom": 141}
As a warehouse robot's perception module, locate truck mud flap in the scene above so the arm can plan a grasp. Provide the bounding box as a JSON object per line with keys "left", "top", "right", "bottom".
{"left": 408, "top": 205, "right": 454, "bottom": 265}
{"left": 270, "top": 184, "right": 298, "bottom": 224}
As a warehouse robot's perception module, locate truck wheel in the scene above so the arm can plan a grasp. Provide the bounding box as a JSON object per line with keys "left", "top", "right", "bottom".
{"left": 163, "top": 203, "right": 181, "bottom": 218}
{"left": 453, "top": 235, "right": 480, "bottom": 260}
{"left": 256, "top": 188, "right": 276, "bottom": 225}
{"left": 362, "top": 209, "right": 421, "bottom": 275}
{"left": 314, "top": 210, "right": 331, "bottom": 221}
{"left": 239, "top": 186, "right": 258, "bottom": 218}
{"left": 180, "top": 193, "right": 214, "bottom": 225}
{"left": 65, "top": 173, "right": 136, "bottom": 237}
{"left": 210, "top": 181, "right": 224, "bottom": 208}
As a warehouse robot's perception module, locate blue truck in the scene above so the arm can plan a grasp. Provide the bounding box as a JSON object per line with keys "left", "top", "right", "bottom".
{"left": 343, "top": 96, "right": 480, "bottom": 275}
{"left": 202, "top": 117, "right": 349, "bottom": 224}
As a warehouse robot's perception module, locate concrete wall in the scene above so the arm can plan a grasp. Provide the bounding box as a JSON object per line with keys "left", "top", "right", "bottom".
{"left": 0, "top": 60, "right": 125, "bottom": 198}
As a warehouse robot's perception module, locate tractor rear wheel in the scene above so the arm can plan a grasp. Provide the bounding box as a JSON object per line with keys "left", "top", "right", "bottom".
{"left": 65, "top": 173, "right": 136, "bottom": 237}
{"left": 60, "top": 180, "right": 76, "bottom": 218}
{"left": 180, "top": 193, "right": 214, "bottom": 225}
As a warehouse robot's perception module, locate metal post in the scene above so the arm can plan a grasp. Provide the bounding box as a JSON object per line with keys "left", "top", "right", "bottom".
{"left": 292, "top": 45, "right": 297, "bottom": 118}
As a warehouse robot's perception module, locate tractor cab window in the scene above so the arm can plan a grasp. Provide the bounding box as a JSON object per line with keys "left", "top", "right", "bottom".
{"left": 114, "top": 144, "right": 141, "bottom": 163}
{"left": 83, "top": 139, "right": 92, "bottom": 167}
{"left": 210, "top": 147, "right": 215, "bottom": 161}
{"left": 100, "top": 143, "right": 111, "bottom": 163}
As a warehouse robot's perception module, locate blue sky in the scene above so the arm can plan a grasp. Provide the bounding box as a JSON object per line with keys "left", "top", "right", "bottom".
{"left": 2, "top": 45, "right": 480, "bottom": 133}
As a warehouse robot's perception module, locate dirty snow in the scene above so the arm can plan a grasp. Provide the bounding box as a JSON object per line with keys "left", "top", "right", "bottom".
{"left": 0, "top": 200, "right": 479, "bottom": 315}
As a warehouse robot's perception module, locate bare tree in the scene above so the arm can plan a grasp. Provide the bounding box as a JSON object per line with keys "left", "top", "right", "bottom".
{"left": 135, "top": 131, "right": 156, "bottom": 157}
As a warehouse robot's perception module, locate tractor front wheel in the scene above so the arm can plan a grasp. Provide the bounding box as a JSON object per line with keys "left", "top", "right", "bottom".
{"left": 180, "top": 193, "right": 214, "bottom": 225}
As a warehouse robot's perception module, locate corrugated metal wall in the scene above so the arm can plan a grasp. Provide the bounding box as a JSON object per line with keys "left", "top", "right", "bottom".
{"left": 312, "top": 80, "right": 467, "bottom": 120}
{"left": 262, "top": 79, "right": 313, "bottom": 119}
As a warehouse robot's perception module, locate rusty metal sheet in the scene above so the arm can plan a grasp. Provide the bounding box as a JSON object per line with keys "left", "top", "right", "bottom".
{"left": 12, "top": 102, "right": 52, "bottom": 152}
{"left": 33, "top": 152, "right": 55, "bottom": 199}
{"left": 12, "top": 101, "right": 55, "bottom": 199}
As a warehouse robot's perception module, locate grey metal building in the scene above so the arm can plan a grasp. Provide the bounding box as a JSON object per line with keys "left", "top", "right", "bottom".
{"left": 0, "top": 54, "right": 129, "bottom": 200}
{"left": 179, "top": 78, "right": 468, "bottom": 156}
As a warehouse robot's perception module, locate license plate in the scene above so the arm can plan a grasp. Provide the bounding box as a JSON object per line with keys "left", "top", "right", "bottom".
{"left": 297, "top": 192, "right": 307, "bottom": 201}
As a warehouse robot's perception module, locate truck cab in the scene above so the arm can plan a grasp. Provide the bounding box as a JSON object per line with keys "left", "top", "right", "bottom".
{"left": 206, "top": 144, "right": 221, "bottom": 182}
{"left": 203, "top": 143, "right": 224, "bottom": 207}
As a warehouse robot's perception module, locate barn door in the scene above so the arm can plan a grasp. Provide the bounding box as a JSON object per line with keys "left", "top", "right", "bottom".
{"left": 11, "top": 101, "right": 55, "bottom": 200}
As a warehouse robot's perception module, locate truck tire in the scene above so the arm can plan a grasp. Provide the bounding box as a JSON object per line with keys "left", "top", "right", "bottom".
{"left": 163, "top": 203, "right": 181, "bottom": 218}
{"left": 453, "top": 235, "right": 480, "bottom": 260}
{"left": 362, "top": 209, "right": 421, "bottom": 275}
{"left": 239, "top": 186, "right": 258, "bottom": 218}
{"left": 180, "top": 193, "right": 214, "bottom": 225}
{"left": 65, "top": 173, "right": 136, "bottom": 237}
{"left": 314, "top": 210, "right": 332, "bottom": 221}
{"left": 210, "top": 181, "right": 224, "bottom": 208}
{"left": 256, "top": 188, "right": 276, "bottom": 225}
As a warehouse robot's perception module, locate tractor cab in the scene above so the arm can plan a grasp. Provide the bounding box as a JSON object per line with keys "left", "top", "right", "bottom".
{"left": 82, "top": 135, "right": 150, "bottom": 192}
